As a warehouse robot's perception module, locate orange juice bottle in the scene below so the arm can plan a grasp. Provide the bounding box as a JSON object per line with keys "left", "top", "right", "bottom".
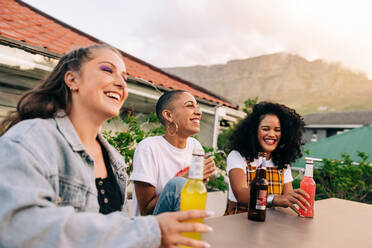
{"left": 180, "top": 148, "right": 207, "bottom": 247}
{"left": 299, "top": 158, "right": 316, "bottom": 218}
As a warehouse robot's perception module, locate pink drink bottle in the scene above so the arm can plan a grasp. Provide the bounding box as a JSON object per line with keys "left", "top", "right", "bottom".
{"left": 299, "top": 158, "right": 316, "bottom": 218}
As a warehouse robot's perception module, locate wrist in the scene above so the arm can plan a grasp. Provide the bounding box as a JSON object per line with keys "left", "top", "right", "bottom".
{"left": 267, "top": 194, "right": 275, "bottom": 208}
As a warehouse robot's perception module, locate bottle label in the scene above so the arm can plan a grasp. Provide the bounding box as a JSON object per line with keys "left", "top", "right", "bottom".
{"left": 189, "top": 155, "right": 204, "bottom": 179}
{"left": 255, "top": 190, "right": 267, "bottom": 210}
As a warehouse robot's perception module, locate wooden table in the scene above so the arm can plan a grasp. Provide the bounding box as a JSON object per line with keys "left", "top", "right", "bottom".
{"left": 203, "top": 198, "right": 372, "bottom": 248}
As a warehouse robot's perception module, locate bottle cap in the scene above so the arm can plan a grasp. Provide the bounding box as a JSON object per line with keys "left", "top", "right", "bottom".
{"left": 258, "top": 152, "right": 267, "bottom": 169}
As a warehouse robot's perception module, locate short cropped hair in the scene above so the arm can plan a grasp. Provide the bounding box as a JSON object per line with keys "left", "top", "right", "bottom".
{"left": 155, "top": 90, "right": 187, "bottom": 125}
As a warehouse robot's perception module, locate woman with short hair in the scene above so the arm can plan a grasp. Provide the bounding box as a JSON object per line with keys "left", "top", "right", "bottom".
{"left": 131, "top": 90, "right": 216, "bottom": 216}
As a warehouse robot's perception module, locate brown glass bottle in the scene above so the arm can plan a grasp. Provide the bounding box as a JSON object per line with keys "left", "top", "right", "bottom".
{"left": 248, "top": 153, "right": 268, "bottom": 221}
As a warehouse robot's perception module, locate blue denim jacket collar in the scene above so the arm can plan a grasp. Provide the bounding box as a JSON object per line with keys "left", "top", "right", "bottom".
{"left": 96, "top": 134, "right": 126, "bottom": 171}
{"left": 54, "top": 111, "right": 85, "bottom": 152}
{"left": 54, "top": 110, "right": 126, "bottom": 171}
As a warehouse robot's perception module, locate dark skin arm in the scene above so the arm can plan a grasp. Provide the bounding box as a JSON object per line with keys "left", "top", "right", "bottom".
{"left": 134, "top": 181, "right": 160, "bottom": 215}
{"left": 229, "top": 168, "right": 251, "bottom": 204}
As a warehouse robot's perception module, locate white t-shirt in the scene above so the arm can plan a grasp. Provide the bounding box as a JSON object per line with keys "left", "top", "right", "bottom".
{"left": 226, "top": 150, "right": 293, "bottom": 202}
{"left": 130, "top": 136, "right": 203, "bottom": 216}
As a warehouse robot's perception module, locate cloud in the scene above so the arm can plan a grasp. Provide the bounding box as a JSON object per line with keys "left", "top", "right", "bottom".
{"left": 23, "top": 0, "right": 372, "bottom": 78}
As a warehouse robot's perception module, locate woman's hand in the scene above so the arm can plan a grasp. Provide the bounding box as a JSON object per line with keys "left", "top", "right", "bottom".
{"left": 156, "top": 210, "right": 213, "bottom": 248}
{"left": 203, "top": 155, "right": 216, "bottom": 183}
{"left": 273, "top": 188, "right": 311, "bottom": 215}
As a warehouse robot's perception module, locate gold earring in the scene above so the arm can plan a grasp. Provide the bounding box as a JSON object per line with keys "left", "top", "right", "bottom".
{"left": 167, "top": 122, "right": 178, "bottom": 136}
{"left": 69, "top": 87, "right": 78, "bottom": 92}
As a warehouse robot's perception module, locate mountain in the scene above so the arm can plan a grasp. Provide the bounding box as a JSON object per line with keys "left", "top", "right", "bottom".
{"left": 163, "top": 53, "right": 372, "bottom": 114}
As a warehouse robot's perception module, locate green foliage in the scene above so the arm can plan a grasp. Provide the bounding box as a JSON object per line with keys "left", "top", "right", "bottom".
{"left": 217, "top": 127, "right": 234, "bottom": 154}
{"left": 242, "top": 96, "right": 258, "bottom": 114}
{"left": 313, "top": 152, "right": 372, "bottom": 203}
{"left": 207, "top": 175, "right": 228, "bottom": 192}
{"left": 103, "top": 113, "right": 165, "bottom": 175}
{"left": 292, "top": 178, "right": 301, "bottom": 190}
{"left": 291, "top": 170, "right": 301, "bottom": 189}
{"left": 202, "top": 146, "right": 228, "bottom": 192}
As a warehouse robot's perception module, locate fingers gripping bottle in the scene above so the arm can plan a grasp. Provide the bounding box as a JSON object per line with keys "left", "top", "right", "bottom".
{"left": 299, "top": 158, "right": 316, "bottom": 218}
{"left": 180, "top": 148, "right": 207, "bottom": 246}
{"left": 248, "top": 152, "right": 268, "bottom": 221}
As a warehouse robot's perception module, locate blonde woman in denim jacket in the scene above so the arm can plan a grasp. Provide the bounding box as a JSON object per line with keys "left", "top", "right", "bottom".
{"left": 0, "top": 44, "right": 212, "bottom": 248}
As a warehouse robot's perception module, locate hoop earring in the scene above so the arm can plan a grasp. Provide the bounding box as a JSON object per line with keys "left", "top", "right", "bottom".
{"left": 167, "top": 122, "right": 178, "bottom": 136}
{"left": 279, "top": 143, "right": 285, "bottom": 148}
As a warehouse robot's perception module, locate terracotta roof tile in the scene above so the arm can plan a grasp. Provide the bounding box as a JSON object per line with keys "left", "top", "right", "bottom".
{"left": 0, "top": 0, "right": 237, "bottom": 108}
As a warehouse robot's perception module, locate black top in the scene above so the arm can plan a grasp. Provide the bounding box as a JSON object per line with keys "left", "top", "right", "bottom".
{"left": 95, "top": 143, "right": 123, "bottom": 214}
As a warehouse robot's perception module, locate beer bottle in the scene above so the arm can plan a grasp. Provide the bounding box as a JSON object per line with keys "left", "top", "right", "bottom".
{"left": 248, "top": 152, "right": 268, "bottom": 221}
{"left": 299, "top": 158, "right": 316, "bottom": 218}
{"left": 180, "top": 148, "right": 207, "bottom": 246}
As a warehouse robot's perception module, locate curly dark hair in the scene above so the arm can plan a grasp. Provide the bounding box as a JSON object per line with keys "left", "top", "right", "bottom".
{"left": 230, "top": 101, "right": 305, "bottom": 169}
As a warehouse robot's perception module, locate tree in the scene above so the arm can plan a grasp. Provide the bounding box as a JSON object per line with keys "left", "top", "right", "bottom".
{"left": 242, "top": 96, "right": 258, "bottom": 114}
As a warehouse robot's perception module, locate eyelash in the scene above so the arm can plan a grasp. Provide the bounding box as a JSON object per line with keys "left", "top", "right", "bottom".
{"left": 100, "top": 65, "right": 112, "bottom": 73}
{"left": 101, "top": 65, "right": 127, "bottom": 82}
{"left": 262, "top": 128, "right": 281, "bottom": 132}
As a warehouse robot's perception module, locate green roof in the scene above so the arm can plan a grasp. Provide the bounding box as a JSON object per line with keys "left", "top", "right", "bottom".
{"left": 293, "top": 126, "right": 372, "bottom": 168}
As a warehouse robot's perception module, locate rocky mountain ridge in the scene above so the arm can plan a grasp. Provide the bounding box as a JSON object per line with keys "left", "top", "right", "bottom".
{"left": 164, "top": 53, "right": 372, "bottom": 114}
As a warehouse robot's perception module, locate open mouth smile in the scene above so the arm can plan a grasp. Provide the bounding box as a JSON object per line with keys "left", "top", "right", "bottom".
{"left": 104, "top": 91, "right": 122, "bottom": 103}
{"left": 263, "top": 138, "right": 277, "bottom": 145}
{"left": 190, "top": 117, "right": 200, "bottom": 125}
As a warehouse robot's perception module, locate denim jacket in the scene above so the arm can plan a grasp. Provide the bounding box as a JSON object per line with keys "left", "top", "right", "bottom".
{"left": 0, "top": 112, "right": 161, "bottom": 248}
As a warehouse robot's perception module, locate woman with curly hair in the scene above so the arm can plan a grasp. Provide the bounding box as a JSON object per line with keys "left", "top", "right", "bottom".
{"left": 225, "top": 101, "right": 310, "bottom": 215}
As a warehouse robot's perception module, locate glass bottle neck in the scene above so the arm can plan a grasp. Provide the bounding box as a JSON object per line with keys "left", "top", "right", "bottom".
{"left": 256, "top": 168, "right": 266, "bottom": 178}
{"left": 189, "top": 155, "right": 204, "bottom": 180}
{"left": 304, "top": 163, "right": 313, "bottom": 177}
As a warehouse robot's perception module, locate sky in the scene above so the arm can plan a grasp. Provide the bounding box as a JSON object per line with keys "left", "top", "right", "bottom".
{"left": 23, "top": 0, "right": 372, "bottom": 78}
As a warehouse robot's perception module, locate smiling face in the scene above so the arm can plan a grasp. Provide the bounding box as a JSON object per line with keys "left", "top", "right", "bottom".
{"left": 257, "top": 114, "right": 281, "bottom": 158}
{"left": 166, "top": 92, "right": 202, "bottom": 137}
{"left": 67, "top": 48, "right": 128, "bottom": 121}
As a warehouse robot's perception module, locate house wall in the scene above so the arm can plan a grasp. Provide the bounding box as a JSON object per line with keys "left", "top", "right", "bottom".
{"left": 0, "top": 44, "right": 242, "bottom": 147}
{"left": 303, "top": 128, "right": 327, "bottom": 144}
{"left": 304, "top": 127, "right": 352, "bottom": 144}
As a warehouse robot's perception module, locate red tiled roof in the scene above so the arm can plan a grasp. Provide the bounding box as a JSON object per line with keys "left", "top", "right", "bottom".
{"left": 0, "top": 0, "right": 237, "bottom": 108}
